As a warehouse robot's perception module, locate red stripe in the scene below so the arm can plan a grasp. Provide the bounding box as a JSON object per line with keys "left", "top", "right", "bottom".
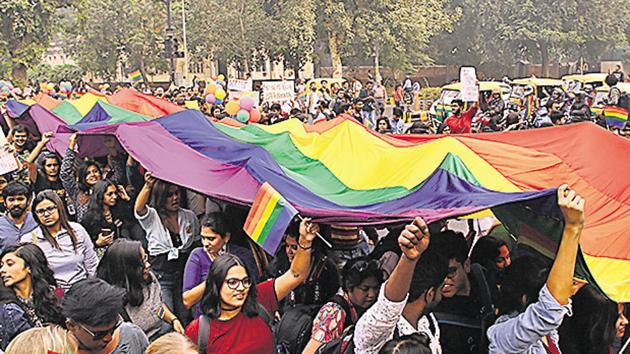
{"left": 244, "top": 183, "right": 276, "bottom": 235}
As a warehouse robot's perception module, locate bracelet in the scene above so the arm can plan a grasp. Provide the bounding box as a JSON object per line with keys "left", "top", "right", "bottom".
{"left": 171, "top": 318, "right": 180, "bottom": 325}
{"left": 298, "top": 241, "right": 313, "bottom": 250}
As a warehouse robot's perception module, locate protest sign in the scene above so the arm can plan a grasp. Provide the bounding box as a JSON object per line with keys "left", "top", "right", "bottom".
{"left": 228, "top": 79, "right": 253, "bottom": 92}
{"left": 262, "top": 81, "right": 294, "bottom": 102}
{"left": 229, "top": 91, "right": 260, "bottom": 107}
{"left": 460, "top": 67, "right": 479, "bottom": 102}
{"left": 0, "top": 131, "right": 18, "bottom": 176}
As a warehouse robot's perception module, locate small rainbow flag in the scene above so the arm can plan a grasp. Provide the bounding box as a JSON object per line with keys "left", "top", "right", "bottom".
{"left": 523, "top": 95, "right": 535, "bottom": 119}
{"left": 604, "top": 106, "right": 628, "bottom": 129}
{"left": 243, "top": 182, "right": 299, "bottom": 254}
{"left": 129, "top": 70, "right": 143, "bottom": 87}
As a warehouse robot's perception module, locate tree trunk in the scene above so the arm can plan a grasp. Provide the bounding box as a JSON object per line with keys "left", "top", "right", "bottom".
{"left": 11, "top": 63, "right": 27, "bottom": 89}
{"left": 540, "top": 41, "right": 549, "bottom": 77}
{"left": 139, "top": 56, "right": 149, "bottom": 84}
{"left": 328, "top": 28, "right": 342, "bottom": 79}
{"left": 374, "top": 47, "right": 381, "bottom": 84}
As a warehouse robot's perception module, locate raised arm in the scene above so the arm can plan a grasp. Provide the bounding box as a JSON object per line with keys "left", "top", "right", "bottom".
{"left": 26, "top": 132, "right": 53, "bottom": 164}
{"left": 134, "top": 172, "right": 155, "bottom": 217}
{"left": 60, "top": 133, "right": 80, "bottom": 200}
{"left": 274, "top": 218, "right": 318, "bottom": 301}
{"left": 547, "top": 184, "right": 584, "bottom": 305}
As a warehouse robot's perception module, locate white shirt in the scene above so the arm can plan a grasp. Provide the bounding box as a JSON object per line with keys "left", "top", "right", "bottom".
{"left": 353, "top": 284, "right": 442, "bottom": 354}
{"left": 134, "top": 206, "right": 199, "bottom": 260}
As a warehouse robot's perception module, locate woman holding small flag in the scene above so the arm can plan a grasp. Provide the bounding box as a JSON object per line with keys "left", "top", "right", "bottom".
{"left": 185, "top": 217, "right": 319, "bottom": 353}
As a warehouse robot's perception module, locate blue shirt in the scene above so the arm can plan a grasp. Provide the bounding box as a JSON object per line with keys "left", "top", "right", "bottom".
{"left": 0, "top": 213, "right": 38, "bottom": 253}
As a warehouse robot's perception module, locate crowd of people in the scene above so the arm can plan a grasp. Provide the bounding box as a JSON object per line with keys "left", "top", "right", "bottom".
{"left": 0, "top": 74, "right": 627, "bottom": 353}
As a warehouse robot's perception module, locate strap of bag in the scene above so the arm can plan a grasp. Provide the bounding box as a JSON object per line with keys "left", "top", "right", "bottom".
{"left": 330, "top": 295, "right": 355, "bottom": 327}
{"left": 433, "top": 312, "right": 482, "bottom": 329}
{"left": 256, "top": 303, "right": 273, "bottom": 329}
{"left": 198, "top": 314, "right": 211, "bottom": 353}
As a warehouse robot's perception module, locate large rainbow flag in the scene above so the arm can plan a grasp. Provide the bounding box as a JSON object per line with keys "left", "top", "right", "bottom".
{"left": 603, "top": 105, "right": 628, "bottom": 128}
{"left": 13, "top": 105, "right": 630, "bottom": 303}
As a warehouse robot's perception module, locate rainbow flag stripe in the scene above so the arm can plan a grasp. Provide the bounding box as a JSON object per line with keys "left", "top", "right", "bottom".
{"left": 244, "top": 182, "right": 298, "bottom": 254}
{"left": 130, "top": 70, "right": 142, "bottom": 82}
{"left": 604, "top": 106, "right": 628, "bottom": 128}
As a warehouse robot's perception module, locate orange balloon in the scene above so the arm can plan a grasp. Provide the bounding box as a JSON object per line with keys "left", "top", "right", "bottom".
{"left": 225, "top": 101, "right": 241, "bottom": 116}
{"left": 206, "top": 83, "right": 217, "bottom": 95}
{"left": 249, "top": 109, "right": 261, "bottom": 123}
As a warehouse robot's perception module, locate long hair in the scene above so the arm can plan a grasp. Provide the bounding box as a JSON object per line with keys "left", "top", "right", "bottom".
{"left": 33, "top": 190, "right": 79, "bottom": 252}
{"left": 5, "top": 325, "right": 78, "bottom": 354}
{"left": 0, "top": 244, "right": 65, "bottom": 326}
{"left": 559, "top": 285, "right": 618, "bottom": 354}
{"left": 149, "top": 179, "right": 180, "bottom": 217}
{"left": 96, "top": 239, "right": 147, "bottom": 307}
{"left": 77, "top": 159, "right": 102, "bottom": 193}
{"left": 200, "top": 253, "right": 259, "bottom": 320}
{"left": 499, "top": 256, "right": 549, "bottom": 314}
{"left": 82, "top": 179, "right": 117, "bottom": 241}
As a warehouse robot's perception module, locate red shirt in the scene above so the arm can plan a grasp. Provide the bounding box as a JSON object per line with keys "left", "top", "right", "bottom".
{"left": 444, "top": 105, "right": 478, "bottom": 134}
{"left": 185, "top": 278, "right": 278, "bottom": 354}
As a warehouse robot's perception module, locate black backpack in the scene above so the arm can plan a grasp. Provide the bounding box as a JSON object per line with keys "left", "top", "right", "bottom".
{"left": 197, "top": 303, "right": 273, "bottom": 353}
{"left": 275, "top": 295, "right": 353, "bottom": 354}
{"left": 316, "top": 323, "right": 401, "bottom": 354}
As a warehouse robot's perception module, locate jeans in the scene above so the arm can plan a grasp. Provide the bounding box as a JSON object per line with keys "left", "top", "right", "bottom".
{"left": 154, "top": 269, "right": 189, "bottom": 332}
{"left": 361, "top": 110, "right": 375, "bottom": 129}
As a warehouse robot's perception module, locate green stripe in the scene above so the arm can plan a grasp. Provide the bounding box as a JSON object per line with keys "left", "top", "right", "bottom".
{"left": 51, "top": 102, "right": 83, "bottom": 124}
{"left": 215, "top": 122, "right": 483, "bottom": 206}
{"left": 100, "top": 102, "right": 151, "bottom": 123}
{"left": 256, "top": 202, "right": 284, "bottom": 245}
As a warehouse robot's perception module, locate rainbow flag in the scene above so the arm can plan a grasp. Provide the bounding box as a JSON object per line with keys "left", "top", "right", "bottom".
{"left": 523, "top": 95, "right": 535, "bottom": 119}
{"left": 243, "top": 182, "right": 299, "bottom": 254}
{"left": 129, "top": 70, "right": 143, "bottom": 87}
{"left": 604, "top": 106, "right": 628, "bottom": 128}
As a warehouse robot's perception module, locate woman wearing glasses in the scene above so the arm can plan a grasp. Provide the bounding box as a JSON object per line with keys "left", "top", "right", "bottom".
{"left": 182, "top": 212, "right": 259, "bottom": 319}
{"left": 185, "top": 218, "right": 318, "bottom": 353}
{"left": 97, "top": 239, "right": 184, "bottom": 340}
{"left": 20, "top": 190, "right": 98, "bottom": 291}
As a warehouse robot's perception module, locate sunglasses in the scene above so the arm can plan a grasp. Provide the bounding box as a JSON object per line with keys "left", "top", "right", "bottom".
{"left": 225, "top": 277, "right": 252, "bottom": 290}
{"left": 77, "top": 316, "right": 123, "bottom": 340}
{"left": 35, "top": 205, "right": 58, "bottom": 216}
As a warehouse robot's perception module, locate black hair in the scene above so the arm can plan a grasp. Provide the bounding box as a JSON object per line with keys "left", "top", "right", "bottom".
{"left": 2, "top": 181, "right": 30, "bottom": 200}
{"left": 430, "top": 230, "right": 468, "bottom": 264}
{"left": 62, "top": 278, "right": 125, "bottom": 327}
{"left": 393, "top": 107, "right": 403, "bottom": 117}
{"left": 37, "top": 151, "right": 62, "bottom": 173}
{"left": 97, "top": 239, "right": 147, "bottom": 307}
{"left": 283, "top": 221, "right": 300, "bottom": 241}
{"left": 0, "top": 244, "right": 65, "bottom": 326}
{"left": 82, "top": 179, "right": 117, "bottom": 238}
{"left": 408, "top": 250, "right": 449, "bottom": 302}
{"left": 451, "top": 99, "right": 464, "bottom": 107}
{"left": 200, "top": 213, "right": 228, "bottom": 236}
{"left": 470, "top": 236, "right": 508, "bottom": 268}
{"left": 77, "top": 159, "right": 102, "bottom": 193}
{"left": 378, "top": 333, "right": 431, "bottom": 354}
{"left": 200, "top": 253, "right": 259, "bottom": 319}
{"left": 33, "top": 190, "right": 79, "bottom": 252}
{"left": 271, "top": 104, "right": 282, "bottom": 111}
{"left": 149, "top": 179, "right": 180, "bottom": 217}
{"left": 499, "top": 255, "right": 548, "bottom": 314}
{"left": 558, "top": 285, "right": 618, "bottom": 354}
{"left": 376, "top": 117, "right": 392, "bottom": 131}
{"left": 341, "top": 257, "right": 384, "bottom": 292}
{"left": 11, "top": 124, "right": 29, "bottom": 135}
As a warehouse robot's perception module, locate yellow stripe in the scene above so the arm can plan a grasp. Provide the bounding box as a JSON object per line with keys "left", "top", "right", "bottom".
{"left": 583, "top": 254, "right": 630, "bottom": 302}
{"left": 68, "top": 93, "right": 108, "bottom": 116}
{"left": 251, "top": 192, "right": 281, "bottom": 241}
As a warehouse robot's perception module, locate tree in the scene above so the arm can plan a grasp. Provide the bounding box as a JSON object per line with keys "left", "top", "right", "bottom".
{"left": 317, "top": 0, "right": 352, "bottom": 78}
{"left": 0, "top": 0, "right": 74, "bottom": 86}
{"left": 66, "top": 0, "right": 167, "bottom": 82}
{"left": 28, "top": 63, "right": 85, "bottom": 82}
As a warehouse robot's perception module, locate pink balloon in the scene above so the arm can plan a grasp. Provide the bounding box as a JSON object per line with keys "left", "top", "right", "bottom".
{"left": 239, "top": 96, "right": 255, "bottom": 111}
{"left": 249, "top": 109, "right": 261, "bottom": 123}
{"left": 205, "top": 94, "right": 216, "bottom": 104}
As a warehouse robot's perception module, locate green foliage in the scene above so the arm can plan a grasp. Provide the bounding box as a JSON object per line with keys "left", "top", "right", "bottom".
{"left": 27, "top": 63, "right": 85, "bottom": 82}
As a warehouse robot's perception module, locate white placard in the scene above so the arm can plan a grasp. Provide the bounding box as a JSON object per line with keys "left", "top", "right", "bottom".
{"left": 0, "top": 130, "right": 19, "bottom": 176}
{"left": 229, "top": 91, "right": 260, "bottom": 107}
{"left": 262, "top": 81, "right": 295, "bottom": 102}
{"left": 460, "top": 67, "right": 479, "bottom": 102}
{"left": 228, "top": 79, "right": 253, "bottom": 92}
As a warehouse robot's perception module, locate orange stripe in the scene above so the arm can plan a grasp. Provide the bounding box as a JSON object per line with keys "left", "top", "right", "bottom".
{"left": 243, "top": 183, "right": 269, "bottom": 232}
{"left": 244, "top": 183, "right": 275, "bottom": 235}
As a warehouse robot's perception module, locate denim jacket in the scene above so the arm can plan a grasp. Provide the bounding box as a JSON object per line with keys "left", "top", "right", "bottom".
{"left": 487, "top": 285, "right": 572, "bottom": 353}
{"left": 0, "top": 303, "right": 32, "bottom": 350}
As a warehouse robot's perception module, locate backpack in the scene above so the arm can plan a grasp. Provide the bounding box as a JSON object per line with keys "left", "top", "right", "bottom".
{"left": 197, "top": 303, "right": 273, "bottom": 353}
{"left": 316, "top": 322, "right": 401, "bottom": 354}
{"left": 275, "top": 295, "right": 353, "bottom": 354}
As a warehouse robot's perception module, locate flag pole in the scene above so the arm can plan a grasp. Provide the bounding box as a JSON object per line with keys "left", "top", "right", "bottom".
{"left": 296, "top": 214, "right": 333, "bottom": 248}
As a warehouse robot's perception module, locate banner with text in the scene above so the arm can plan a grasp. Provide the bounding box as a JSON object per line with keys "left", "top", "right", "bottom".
{"left": 228, "top": 79, "right": 253, "bottom": 92}
{"left": 460, "top": 67, "right": 479, "bottom": 102}
{"left": 262, "top": 81, "right": 294, "bottom": 102}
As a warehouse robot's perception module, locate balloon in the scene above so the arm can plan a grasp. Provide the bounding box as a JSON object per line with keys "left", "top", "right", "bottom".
{"left": 215, "top": 98, "right": 224, "bottom": 105}
{"left": 239, "top": 96, "right": 255, "bottom": 111}
{"left": 249, "top": 109, "right": 261, "bottom": 123}
{"left": 225, "top": 101, "right": 240, "bottom": 116}
{"left": 47, "top": 83, "right": 54, "bottom": 91}
{"left": 205, "top": 94, "right": 216, "bottom": 104}
{"left": 0, "top": 82, "right": 4, "bottom": 88}
{"left": 215, "top": 88, "right": 226, "bottom": 100}
{"left": 211, "top": 76, "right": 217, "bottom": 81}
{"left": 6, "top": 82, "right": 13, "bottom": 90}
{"left": 217, "top": 74, "right": 225, "bottom": 82}
{"left": 206, "top": 83, "right": 217, "bottom": 95}
{"left": 236, "top": 109, "right": 249, "bottom": 123}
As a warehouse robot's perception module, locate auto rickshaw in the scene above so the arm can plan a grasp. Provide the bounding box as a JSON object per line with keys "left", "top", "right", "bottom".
{"left": 591, "top": 82, "right": 630, "bottom": 116}
{"left": 429, "top": 81, "right": 511, "bottom": 121}
{"left": 562, "top": 73, "right": 608, "bottom": 93}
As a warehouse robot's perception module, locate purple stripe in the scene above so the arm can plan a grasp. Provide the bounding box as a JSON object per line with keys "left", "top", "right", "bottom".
{"left": 263, "top": 204, "right": 298, "bottom": 254}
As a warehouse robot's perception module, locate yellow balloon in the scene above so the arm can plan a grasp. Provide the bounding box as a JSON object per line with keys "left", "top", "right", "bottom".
{"left": 215, "top": 89, "right": 226, "bottom": 100}
{"left": 217, "top": 74, "right": 225, "bottom": 81}
{"left": 225, "top": 100, "right": 240, "bottom": 116}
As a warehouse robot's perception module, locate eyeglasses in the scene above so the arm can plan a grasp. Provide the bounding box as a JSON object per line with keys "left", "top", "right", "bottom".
{"left": 225, "top": 277, "right": 252, "bottom": 290}
{"left": 77, "top": 316, "right": 123, "bottom": 340}
{"left": 35, "top": 205, "right": 58, "bottom": 216}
